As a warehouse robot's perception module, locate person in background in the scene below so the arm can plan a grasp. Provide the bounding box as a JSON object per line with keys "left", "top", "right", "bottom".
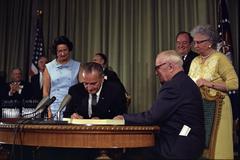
{"left": 188, "top": 24, "right": 239, "bottom": 159}
{"left": 64, "top": 62, "right": 127, "bottom": 119}
{"left": 175, "top": 31, "right": 198, "bottom": 74}
{"left": 0, "top": 71, "right": 7, "bottom": 118}
{"left": 43, "top": 36, "right": 80, "bottom": 118}
{"left": 31, "top": 56, "right": 48, "bottom": 100}
{"left": 114, "top": 50, "right": 205, "bottom": 160}
{"left": 93, "top": 52, "right": 122, "bottom": 82}
{"left": 7, "top": 67, "right": 31, "bottom": 100}
{"left": 0, "top": 71, "right": 7, "bottom": 100}
{"left": 92, "top": 52, "right": 127, "bottom": 99}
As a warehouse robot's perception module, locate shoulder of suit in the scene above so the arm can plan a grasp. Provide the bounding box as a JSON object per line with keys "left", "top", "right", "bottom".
{"left": 69, "top": 83, "right": 87, "bottom": 95}
{"left": 189, "top": 51, "right": 198, "bottom": 57}
{"left": 105, "top": 68, "right": 118, "bottom": 75}
{"left": 31, "top": 74, "right": 39, "bottom": 79}
{"left": 102, "top": 80, "right": 123, "bottom": 92}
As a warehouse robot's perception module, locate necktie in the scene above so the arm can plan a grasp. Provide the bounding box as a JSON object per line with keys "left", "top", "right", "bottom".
{"left": 91, "top": 94, "right": 97, "bottom": 106}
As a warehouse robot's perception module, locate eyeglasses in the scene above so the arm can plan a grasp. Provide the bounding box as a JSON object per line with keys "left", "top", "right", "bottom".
{"left": 176, "top": 41, "right": 190, "bottom": 46}
{"left": 155, "top": 63, "right": 167, "bottom": 71}
{"left": 193, "top": 39, "right": 209, "bottom": 45}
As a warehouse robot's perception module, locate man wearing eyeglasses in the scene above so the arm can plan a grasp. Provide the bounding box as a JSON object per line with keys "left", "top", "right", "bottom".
{"left": 114, "top": 50, "right": 204, "bottom": 160}
{"left": 175, "top": 31, "right": 198, "bottom": 74}
{"left": 63, "top": 62, "right": 127, "bottom": 119}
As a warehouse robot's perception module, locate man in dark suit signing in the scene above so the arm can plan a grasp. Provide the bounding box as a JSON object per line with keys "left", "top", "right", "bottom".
{"left": 114, "top": 50, "right": 205, "bottom": 160}
{"left": 63, "top": 62, "right": 127, "bottom": 119}
{"left": 176, "top": 31, "right": 198, "bottom": 74}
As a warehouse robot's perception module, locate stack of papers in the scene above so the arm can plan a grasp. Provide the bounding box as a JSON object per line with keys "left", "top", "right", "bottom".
{"left": 62, "top": 118, "right": 125, "bottom": 125}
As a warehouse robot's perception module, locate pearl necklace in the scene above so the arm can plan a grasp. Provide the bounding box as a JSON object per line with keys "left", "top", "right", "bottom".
{"left": 201, "top": 54, "right": 211, "bottom": 59}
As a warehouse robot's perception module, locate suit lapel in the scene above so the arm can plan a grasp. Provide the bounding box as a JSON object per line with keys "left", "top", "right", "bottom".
{"left": 82, "top": 94, "right": 89, "bottom": 116}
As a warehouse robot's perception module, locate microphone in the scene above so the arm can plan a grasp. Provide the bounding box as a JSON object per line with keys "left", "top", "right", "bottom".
{"left": 34, "top": 96, "right": 56, "bottom": 117}
{"left": 21, "top": 96, "right": 50, "bottom": 118}
{"left": 56, "top": 94, "right": 72, "bottom": 120}
{"left": 18, "top": 96, "right": 56, "bottom": 124}
{"left": 38, "top": 96, "right": 56, "bottom": 113}
{"left": 35, "top": 96, "right": 50, "bottom": 112}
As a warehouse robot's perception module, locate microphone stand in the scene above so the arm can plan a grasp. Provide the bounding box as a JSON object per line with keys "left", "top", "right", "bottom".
{"left": 56, "top": 107, "right": 66, "bottom": 121}
{"left": 56, "top": 111, "right": 61, "bottom": 121}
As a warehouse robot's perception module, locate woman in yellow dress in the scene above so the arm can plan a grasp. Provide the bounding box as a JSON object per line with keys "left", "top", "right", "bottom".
{"left": 188, "top": 24, "right": 239, "bottom": 159}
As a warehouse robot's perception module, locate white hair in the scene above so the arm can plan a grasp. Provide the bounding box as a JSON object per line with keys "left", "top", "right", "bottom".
{"left": 157, "top": 50, "right": 183, "bottom": 67}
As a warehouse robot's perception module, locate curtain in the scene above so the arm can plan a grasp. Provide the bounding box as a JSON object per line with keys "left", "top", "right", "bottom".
{"left": 0, "top": 0, "right": 238, "bottom": 113}
{"left": 0, "top": 0, "right": 32, "bottom": 80}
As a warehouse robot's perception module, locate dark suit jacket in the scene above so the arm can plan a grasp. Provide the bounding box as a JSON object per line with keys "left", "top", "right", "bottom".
{"left": 31, "top": 73, "right": 43, "bottom": 100}
{"left": 63, "top": 80, "right": 127, "bottom": 119}
{"left": 0, "top": 82, "right": 8, "bottom": 100}
{"left": 124, "top": 71, "right": 205, "bottom": 159}
{"left": 6, "top": 80, "right": 31, "bottom": 101}
{"left": 104, "top": 68, "right": 120, "bottom": 82}
{"left": 182, "top": 51, "right": 198, "bottom": 74}
{"left": 104, "top": 68, "right": 126, "bottom": 92}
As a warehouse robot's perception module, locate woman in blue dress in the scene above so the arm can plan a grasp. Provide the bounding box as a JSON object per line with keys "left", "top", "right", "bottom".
{"left": 43, "top": 36, "right": 80, "bottom": 118}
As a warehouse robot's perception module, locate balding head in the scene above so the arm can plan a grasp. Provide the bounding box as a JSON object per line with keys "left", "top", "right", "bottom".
{"left": 80, "top": 62, "right": 104, "bottom": 94}
{"left": 156, "top": 50, "right": 183, "bottom": 67}
{"left": 155, "top": 50, "right": 183, "bottom": 84}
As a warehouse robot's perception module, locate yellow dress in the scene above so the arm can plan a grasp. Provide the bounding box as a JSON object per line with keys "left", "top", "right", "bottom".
{"left": 188, "top": 51, "right": 239, "bottom": 159}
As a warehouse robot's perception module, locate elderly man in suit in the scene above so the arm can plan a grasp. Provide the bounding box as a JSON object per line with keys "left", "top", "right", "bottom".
{"left": 175, "top": 31, "right": 198, "bottom": 74}
{"left": 7, "top": 67, "right": 31, "bottom": 100}
{"left": 114, "top": 50, "right": 205, "bottom": 160}
{"left": 63, "top": 62, "right": 127, "bottom": 119}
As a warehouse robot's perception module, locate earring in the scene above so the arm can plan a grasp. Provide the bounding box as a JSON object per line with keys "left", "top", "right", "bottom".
{"left": 208, "top": 45, "right": 212, "bottom": 48}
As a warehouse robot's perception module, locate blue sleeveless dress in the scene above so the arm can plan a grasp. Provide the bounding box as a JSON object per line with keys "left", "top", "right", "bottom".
{"left": 46, "top": 59, "right": 80, "bottom": 117}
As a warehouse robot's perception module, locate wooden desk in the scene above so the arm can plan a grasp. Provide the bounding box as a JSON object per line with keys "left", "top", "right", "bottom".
{"left": 0, "top": 123, "right": 159, "bottom": 148}
{"left": 0, "top": 123, "right": 159, "bottom": 159}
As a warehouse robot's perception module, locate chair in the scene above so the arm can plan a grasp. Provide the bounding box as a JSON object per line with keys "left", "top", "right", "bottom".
{"left": 125, "top": 92, "right": 131, "bottom": 107}
{"left": 200, "top": 87, "right": 224, "bottom": 159}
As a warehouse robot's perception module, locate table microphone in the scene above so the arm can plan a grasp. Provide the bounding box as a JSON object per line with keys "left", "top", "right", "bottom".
{"left": 21, "top": 96, "right": 50, "bottom": 118}
{"left": 19, "top": 96, "right": 56, "bottom": 123}
{"left": 35, "top": 96, "right": 50, "bottom": 112}
{"left": 33, "top": 96, "right": 56, "bottom": 117}
{"left": 38, "top": 96, "right": 56, "bottom": 113}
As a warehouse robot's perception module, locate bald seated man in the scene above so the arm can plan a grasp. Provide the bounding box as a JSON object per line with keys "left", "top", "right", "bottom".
{"left": 63, "top": 62, "right": 127, "bottom": 119}
{"left": 114, "top": 50, "right": 205, "bottom": 160}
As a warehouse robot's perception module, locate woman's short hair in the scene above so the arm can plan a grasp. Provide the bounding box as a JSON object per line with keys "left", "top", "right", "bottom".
{"left": 191, "top": 25, "right": 219, "bottom": 49}
{"left": 51, "top": 36, "right": 73, "bottom": 54}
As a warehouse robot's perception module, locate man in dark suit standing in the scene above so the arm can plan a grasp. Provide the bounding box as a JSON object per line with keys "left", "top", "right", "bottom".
{"left": 176, "top": 31, "right": 198, "bottom": 74}
{"left": 114, "top": 50, "right": 205, "bottom": 160}
{"left": 64, "top": 62, "right": 127, "bottom": 119}
{"left": 31, "top": 56, "right": 48, "bottom": 100}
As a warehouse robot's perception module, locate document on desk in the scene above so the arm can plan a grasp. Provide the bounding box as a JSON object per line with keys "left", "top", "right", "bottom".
{"left": 62, "top": 118, "right": 125, "bottom": 125}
